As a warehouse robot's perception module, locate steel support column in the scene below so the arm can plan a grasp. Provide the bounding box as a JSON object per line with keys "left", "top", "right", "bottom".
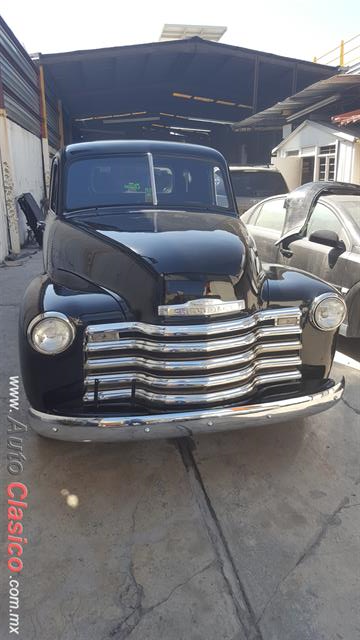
{"left": 39, "top": 65, "right": 50, "bottom": 196}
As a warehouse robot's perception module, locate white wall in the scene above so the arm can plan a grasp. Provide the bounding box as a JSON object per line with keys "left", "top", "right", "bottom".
{"left": 0, "top": 154, "right": 9, "bottom": 262}
{"left": 351, "top": 142, "right": 360, "bottom": 184}
{"left": 278, "top": 122, "right": 338, "bottom": 154}
{"left": 273, "top": 156, "right": 302, "bottom": 191}
{"left": 336, "top": 140, "right": 355, "bottom": 182}
{"left": 7, "top": 120, "right": 44, "bottom": 246}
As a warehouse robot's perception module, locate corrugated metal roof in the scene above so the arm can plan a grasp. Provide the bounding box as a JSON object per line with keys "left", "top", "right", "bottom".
{"left": 232, "top": 73, "right": 360, "bottom": 130}
{"left": 0, "top": 17, "right": 41, "bottom": 137}
{"left": 332, "top": 108, "right": 360, "bottom": 125}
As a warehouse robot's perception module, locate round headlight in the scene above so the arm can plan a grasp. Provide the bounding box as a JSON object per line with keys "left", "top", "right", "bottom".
{"left": 27, "top": 313, "right": 75, "bottom": 354}
{"left": 310, "top": 294, "right": 346, "bottom": 331}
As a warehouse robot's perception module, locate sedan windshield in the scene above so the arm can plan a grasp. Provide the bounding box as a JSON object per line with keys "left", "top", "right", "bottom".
{"left": 65, "top": 153, "right": 232, "bottom": 213}
{"left": 342, "top": 200, "right": 360, "bottom": 230}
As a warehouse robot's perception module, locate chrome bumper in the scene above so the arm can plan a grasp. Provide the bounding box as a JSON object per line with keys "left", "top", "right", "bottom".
{"left": 28, "top": 378, "right": 344, "bottom": 442}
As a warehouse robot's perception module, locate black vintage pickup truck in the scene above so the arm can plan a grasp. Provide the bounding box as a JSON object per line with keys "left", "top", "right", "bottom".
{"left": 19, "top": 140, "right": 345, "bottom": 442}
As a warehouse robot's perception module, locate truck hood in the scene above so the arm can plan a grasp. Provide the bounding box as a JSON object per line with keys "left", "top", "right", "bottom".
{"left": 49, "top": 209, "right": 260, "bottom": 322}
{"left": 73, "top": 209, "right": 246, "bottom": 276}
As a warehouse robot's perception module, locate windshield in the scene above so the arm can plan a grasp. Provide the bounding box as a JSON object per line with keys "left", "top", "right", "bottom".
{"left": 231, "top": 170, "right": 287, "bottom": 198}
{"left": 65, "top": 153, "right": 232, "bottom": 213}
{"left": 340, "top": 199, "right": 360, "bottom": 230}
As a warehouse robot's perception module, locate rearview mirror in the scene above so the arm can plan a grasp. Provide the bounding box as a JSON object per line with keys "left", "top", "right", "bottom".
{"left": 308, "top": 229, "right": 345, "bottom": 251}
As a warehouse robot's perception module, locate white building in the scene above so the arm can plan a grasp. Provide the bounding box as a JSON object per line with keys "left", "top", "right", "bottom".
{"left": 273, "top": 120, "right": 360, "bottom": 190}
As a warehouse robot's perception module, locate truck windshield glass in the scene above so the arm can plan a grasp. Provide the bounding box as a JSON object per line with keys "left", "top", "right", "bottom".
{"left": 65, "top": 154, "right": 231, "bottom": 212}
{"left": 66, "top": 155, "right": 153, "bottom": 210}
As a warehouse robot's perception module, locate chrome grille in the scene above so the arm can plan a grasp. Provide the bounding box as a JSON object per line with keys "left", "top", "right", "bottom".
{"left": 83, "top": 308, "right": 302, "bottom": 407}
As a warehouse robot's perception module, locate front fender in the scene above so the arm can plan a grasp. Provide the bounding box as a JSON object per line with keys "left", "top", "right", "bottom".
{"left": 19, "top": 274, "right": 126, "bottom": 412}
{"left": 263, "top": 264, "right": 340, "bottom": 380}
{"left": 345, "top": 280, "right": 360, "bottom": 338}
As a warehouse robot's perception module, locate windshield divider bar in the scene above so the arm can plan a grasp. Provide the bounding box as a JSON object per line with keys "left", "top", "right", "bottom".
{"left": 147, "top": 153, "right": 158, "bottom": 206}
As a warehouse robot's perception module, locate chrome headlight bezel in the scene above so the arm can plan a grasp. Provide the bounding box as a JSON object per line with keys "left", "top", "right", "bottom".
{"left": 27, "top": 312, "right": 75, "bottom": 355}
{"left": 309, "top": 293, "right": 347, "bottom": 332}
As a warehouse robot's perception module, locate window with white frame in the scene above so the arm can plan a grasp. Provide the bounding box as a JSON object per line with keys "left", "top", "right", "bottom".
{"left": 317, "top": 144, "right": 336, "bottom": 181}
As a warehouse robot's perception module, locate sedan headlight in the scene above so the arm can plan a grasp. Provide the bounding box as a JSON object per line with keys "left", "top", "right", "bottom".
{"left": 310, "top": 293, "right": 346, "bottom": 332}
{"left": 27, "top": 313, "right": 75, "bottom": 354}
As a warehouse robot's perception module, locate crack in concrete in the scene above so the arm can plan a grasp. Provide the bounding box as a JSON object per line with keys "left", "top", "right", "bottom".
{"left": 295, "top": 495, "right": 350, "bottom": 568}
{"left": 256, "top": 495, "right": 350, "bottom": 625}
{"left": 109, "top": 560, "right": 214, "bottom": 640}
{"left": 176, "top": 438, "right": 263, "bottom": 640}
{"left": 341, "top": 396, "right": 360, "bottom": 416}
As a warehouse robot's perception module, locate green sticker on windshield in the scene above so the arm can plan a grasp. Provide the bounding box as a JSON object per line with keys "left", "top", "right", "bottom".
{"left": 124, "top": 182, "right": 141, "bottom": 192}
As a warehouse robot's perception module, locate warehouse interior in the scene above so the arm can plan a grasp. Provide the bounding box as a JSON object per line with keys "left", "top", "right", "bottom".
{"left": 38, "top": 37, "right": 335, "bottom": 163}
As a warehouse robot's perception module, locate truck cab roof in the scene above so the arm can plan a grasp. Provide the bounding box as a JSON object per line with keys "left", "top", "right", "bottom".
{"left": 62, "top": 140, "right": 227, "bottom": 164}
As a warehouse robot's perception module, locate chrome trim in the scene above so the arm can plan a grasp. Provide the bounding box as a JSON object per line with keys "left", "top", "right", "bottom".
{"left": 309, "top": 293, "right": 347, "bottom": 332}
{"left": 28, "top": 379, "right": 345, "bottom": 442}
{"left": 84, "top": 369, "right": 302, "bottom": 404}
{"left": 85, "top": 327, "right": 301, "bottom": 355}
{"left": 158, "top": 298, "right": 246, "bottom": 317}
{"left": 27, "top": 312, "right": 76, "bottom": 355}
{"left": 147, "top": 152, "right": 158, "bottom": 206}
{"left": 84, "top": 307, "right": 303, "bottom": 407}
{"left": 85, "top": 356, "right": 302, "bottom": 390}
{"left": 86, "top": 307, "right": 302, "bottom": 339}
{"left": 85, "top": 340, "right": 302, "bottom": 373}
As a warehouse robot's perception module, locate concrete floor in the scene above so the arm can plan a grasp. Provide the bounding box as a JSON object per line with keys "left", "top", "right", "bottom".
{"left": 1, "top": 251, "right": 359, "bottom": 640}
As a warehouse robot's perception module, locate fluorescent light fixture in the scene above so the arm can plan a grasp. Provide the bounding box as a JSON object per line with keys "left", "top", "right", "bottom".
{"left": 103, "top": 117, "right": 160, "bottom": 124}
{"left": 76, "top": 111, "right": 147, "bottom": 122}
{"left": 216, "top": 100, "right": 236, "bottom": 106}
{"left": 170, "top": 125, "right": 211, "bottom": 133}
{"left": 286, "top": 94, "right": 341, "bottom": 122}
{"left": 193, "top": 96, "right": 214, "bottom": 102}
{"left": 173, "top": 92, "right": 192, "bottom": 99}
{"left": 178, "top": 115, "right": 235, "bottom": 125}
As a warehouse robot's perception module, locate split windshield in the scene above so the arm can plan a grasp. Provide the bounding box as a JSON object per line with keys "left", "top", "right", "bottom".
{"left": 65, "top": 153, "right": 232, "bottom": 213}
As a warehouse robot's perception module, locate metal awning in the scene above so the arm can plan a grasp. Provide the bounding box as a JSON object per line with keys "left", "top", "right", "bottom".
{"left": 232, "top": 74, "right": 360, "bottom": 130}
{"left": 37, "top": 37, "right": 335, "bottom": 141}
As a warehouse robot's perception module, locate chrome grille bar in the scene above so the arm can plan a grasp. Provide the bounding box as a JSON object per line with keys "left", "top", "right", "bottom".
{"left": 86, "top": 325, "right": 301, "bottom": 355}
{"left": 85, "top": 340, "right": 302, "bottom": 373}
{"left": 85, "top": 355, "right": 302, "bottom": 390}
{"left": 84, "top": 370, "right": 302, "bottom": 404}
{"left": 86, "top": 307, "right": 301, "bottom": 340}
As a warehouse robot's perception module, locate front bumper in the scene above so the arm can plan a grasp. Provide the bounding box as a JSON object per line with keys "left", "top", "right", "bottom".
{"left": 28, "top": 378, "right": 344, "bottom": 442}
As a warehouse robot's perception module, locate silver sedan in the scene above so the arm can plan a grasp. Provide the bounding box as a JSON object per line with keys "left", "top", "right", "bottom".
{"left": 242, "top": 185, "right": 360, "bottom": 337}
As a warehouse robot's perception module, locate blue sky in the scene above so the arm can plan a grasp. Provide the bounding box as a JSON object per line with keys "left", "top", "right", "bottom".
{"left": 1, "top": 0, "right": 360, "bottom": 64}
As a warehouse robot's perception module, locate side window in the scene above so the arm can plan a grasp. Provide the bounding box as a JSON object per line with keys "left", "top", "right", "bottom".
{"left": 253, "top": 198, "right": 286, "bottom": 232}
{"left": 213, "top": 167, "right": 229, "bottom": 208}
{"left": 154, "top": 167, "right": 173, "bottom": 194}
{"left": 49, "top": 160, "right": 59, "bottom": 212}
{"left": 306, "top": 203, "right": 342, "bottom": 238}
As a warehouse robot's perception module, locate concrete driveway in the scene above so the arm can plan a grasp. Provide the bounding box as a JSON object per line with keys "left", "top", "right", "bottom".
{"left": 1, "top": 251, "right": 359, "bottom": 640}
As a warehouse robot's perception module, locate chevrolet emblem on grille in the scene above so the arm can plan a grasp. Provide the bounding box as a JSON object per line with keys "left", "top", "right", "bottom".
{"left": 158, "top": 298, "right": 246, "bottom": 317}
